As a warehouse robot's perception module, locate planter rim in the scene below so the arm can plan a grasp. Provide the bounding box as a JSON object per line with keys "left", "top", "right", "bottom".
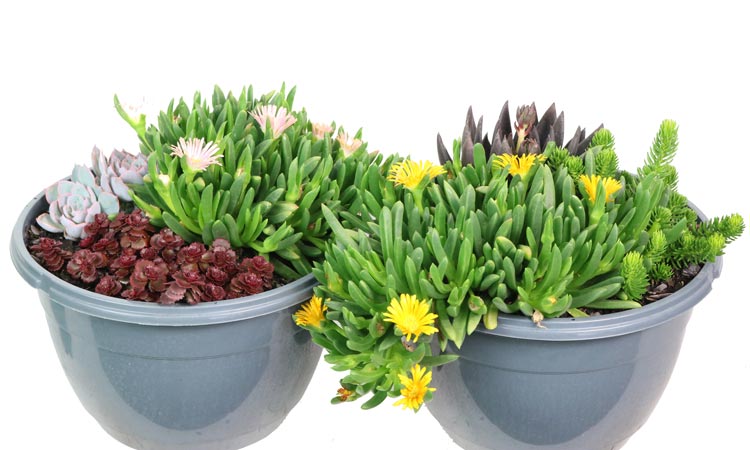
{"left": 476, "top": 199, "right": 723, "bottom": 342}
{"left": 10, "top": 189, "right": 318, "bottom": 327}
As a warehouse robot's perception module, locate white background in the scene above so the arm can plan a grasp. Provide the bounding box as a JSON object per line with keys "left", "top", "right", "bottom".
{"left": 1, "top": 1, "right": 748, "bottom": 449}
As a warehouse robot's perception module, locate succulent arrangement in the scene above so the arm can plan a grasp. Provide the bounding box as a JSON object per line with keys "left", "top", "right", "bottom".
{"left": 294, "top": 102, "right": 744, "bottom": 411}
{"left": 27, "top": 84, "right": 381, "bottom": 303}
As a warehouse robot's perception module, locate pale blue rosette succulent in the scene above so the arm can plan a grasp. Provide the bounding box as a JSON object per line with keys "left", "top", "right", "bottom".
{"left": 36, "top": 165, "right": 120, "bottom": 239}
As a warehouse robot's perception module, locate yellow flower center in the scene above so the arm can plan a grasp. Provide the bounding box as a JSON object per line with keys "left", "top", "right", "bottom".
{"left": 383, "top": 294, "right": 439, "bottom": 342}
{"left": 294, "top": 295, "right": 327, "bottom": 329}
{"left": 387, "top": 160, "right": 446, "bottom": 190}
{"left": 493, "top": 153, "right": 546, "bottom": 178}
{"left": 579, "top": 174, "right": 622, "bottom": 202}
{"left": 393, "top": 364, "right": 436, "bottom": 412}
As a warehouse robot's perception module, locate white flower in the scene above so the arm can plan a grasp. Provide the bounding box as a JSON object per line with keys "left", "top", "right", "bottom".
{"left": 170, "top": 137, "right": 222, "bottom": 172}
{"left": 251, "top": 105, "right": 297, "bottom": 139}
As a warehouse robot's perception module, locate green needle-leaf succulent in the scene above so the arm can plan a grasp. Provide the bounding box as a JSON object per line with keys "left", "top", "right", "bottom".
{"left": 116, "top": 84, "right": 382, "bottom": 279}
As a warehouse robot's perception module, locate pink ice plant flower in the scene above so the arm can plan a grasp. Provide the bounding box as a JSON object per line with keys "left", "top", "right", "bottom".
{"left": 312, "top": 122, "right": 334, "bottom": 139}
{"left": 251, "top": 105, "right": 297, "bottom": 139}
{"left": 170, "top": 137, "right": 223, "bottom": 172}
{"left": 337, "top": 131, "right": 363, "bottom": 157}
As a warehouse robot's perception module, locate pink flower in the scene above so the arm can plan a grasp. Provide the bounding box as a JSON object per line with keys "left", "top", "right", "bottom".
{"left": 251, "top": 105, "right": 297, "bottom": 139}
{"left": 170, "top": 137, "right": 223, "bottom": 172}
{"left": 337, "top": 131, "right": 363, "bottom": 157}
{"left": 312, "top": 122, "right": 333, "bottom": 140}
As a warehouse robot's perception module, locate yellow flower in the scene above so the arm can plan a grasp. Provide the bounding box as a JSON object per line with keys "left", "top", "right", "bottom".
{"left": 492, "top": 153, "right": 546, "bottom": 178}
{"left": 387, "top": 160, "right": 446, "bottom": 190}
{"left": 393, "top": 364, "right": 436, "bottom": 412}
{"left": 579, "top": 174, "right": 622, "bottom": 202}
{"left": 293, "top": 295, "right": 327, "bottom": 329}
{"left": 383, "top": 294, "right": 439, "bottom": 342}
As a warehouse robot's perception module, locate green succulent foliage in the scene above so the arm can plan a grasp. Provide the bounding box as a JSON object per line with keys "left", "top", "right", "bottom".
{"left": 300, "top": 109, "right": 743, "bottom": 411}
{"left": 115, "top": 84, "right": 380, "bottom": 279}
{"left": 620, "top": 252, "right": 649, "bottom": 300}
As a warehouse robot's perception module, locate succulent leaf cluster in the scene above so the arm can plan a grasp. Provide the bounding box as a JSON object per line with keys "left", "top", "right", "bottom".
{"left": 298, "top": 104, "right": 744, "bottom": 411}
{"left": 437, "top": 102, "right": 602, "bottom": 168}
{"left": 36, "top": 149, "right": 137, "bottom": 239}
{"left": 116, "top": 84, "right": 381, "bottom": 279}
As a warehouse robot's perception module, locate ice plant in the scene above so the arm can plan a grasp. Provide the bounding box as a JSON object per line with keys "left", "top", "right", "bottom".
{"left": 387, "top": 160, "right": 446, "bottom": 190}
{"left": 251, "top": 104, "right": 297, "bottom": 139}
{"left": 493, "top": 153, "right": 546, "bottom": 179}
{"left": 393, "top": 364, "right": 436, "bottom": 412}
{"left": 116, "top": 84, "right": 384, "bottom": 279}
{"left": 580, "top": 174, "right": 622, "bottom": 202}
{"left": 383, "top": 294, "right": 439, "bottom": 342}
{"left": 336, "top": 131, "right": 363, "bottom": 156}
{"left": 299, "top": 106, "right": 743, "bottom": 412}
{"left": 312, "top": 122, "right": 334, "bottom": 139}
{"left": 170, "top": 137, "right": 222, "bottom": 173}
{"left": 294, "top": 295, "right": 327, "bottom": 329}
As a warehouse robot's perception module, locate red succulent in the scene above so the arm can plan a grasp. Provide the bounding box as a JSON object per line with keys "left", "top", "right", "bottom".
{"left": 204, "top": 283, "right": 226, "bottom": 301}
{"left": 110, "top": 248, "right": 138, "bottom": 279}
{"left": 67, "top": 249, "right": 107, "bottom": 283}
{"left": 95, "top": 275, "right": 123, "bottom": 296}
{"left": 119, "top": 210, "right": 153, "bottom": 250}
{"left": 130, "top": 259, "right": 168, "bottom": 292}
{"left": 242, "top": 255, "right": 275, "bottom": 288}
{"left": 228, "top": 271, "right": 264, "bottom": 298}
{"left": 177, "top": 242, "right": 207, "bottom": 268}
{"left": 29, "top": 237, "right": 71, "bottom": 272}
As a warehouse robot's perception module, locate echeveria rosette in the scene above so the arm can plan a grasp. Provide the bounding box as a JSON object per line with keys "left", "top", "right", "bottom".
{"left": 37, "top": 165, "right": 119, "bottom": 239}
{"left": 116, "top": 83, "right": 385, "bottom": 280}
{"left": 92, "top": 147, "right": 148, "bottom": 201}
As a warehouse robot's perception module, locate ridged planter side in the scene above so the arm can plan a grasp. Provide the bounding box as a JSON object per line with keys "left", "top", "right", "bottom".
{"left": 11, "top": 191, "right": 322, "bottom": 450}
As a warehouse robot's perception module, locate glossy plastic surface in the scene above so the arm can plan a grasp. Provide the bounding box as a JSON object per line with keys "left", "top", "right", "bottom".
{"left": 11, "top": 192, "right": 321, "bottom": 450}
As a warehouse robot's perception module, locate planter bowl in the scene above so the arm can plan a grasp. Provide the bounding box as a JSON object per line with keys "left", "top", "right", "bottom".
{"left": 10, "top": 191, "right": 322, "bottom": 450}
{"left": 427, "top": 207, "right": 721, "bottom": 450}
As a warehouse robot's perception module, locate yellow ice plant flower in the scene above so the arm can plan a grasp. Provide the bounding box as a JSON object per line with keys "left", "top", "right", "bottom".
{"left": 492, "top": 153, "right": 546, "bottom": 178}
{"left": 393, "top": 364, "right": 436, "bottom": 412}
{"left": 383, "top": 294, "right": 439, "bottom": 342}
{"left": 293, "top": 295, "right": 327, "bottom": 329}
{"left": 387, "top": 160, "right": 446, "bottom": 190}
{"left": 579, "top": 174, "right": 622, "bottom": 202}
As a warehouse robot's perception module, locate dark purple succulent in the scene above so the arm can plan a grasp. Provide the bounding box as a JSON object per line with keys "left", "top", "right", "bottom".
{"left": 203, "top": 283, "right": 226, "bottom": 301}
{"left": 241, "top": 255, "right": 275, "bottom": 288}
{"left": 177, "top": 242, "right": 207, "bottom": 267}
{"left": 130, "top": 259, "right": 168, "bottom": 293}
{"left": 29, "top": 237, "right": 71, "bottom": 272}
{"left": 95, "top": 275, "right": 123, "bottom": 296}
{"left": 67, "top": 249, "right": 107, "bottom": 283}
{"left": 205, "top": 266, "right": 229, "bottom": 284}
{"left": 119, "top": 210, "right": 153, "bottom": 250}
{"left": 110, "top": 248, "right": 138, "bottom": 278}
{"left": 139, "top": 247, "right": 158, "bottom": 261}
{"left": 160, "top": 268, "right": 206, "bottom": 304}
{"left": 437, "top": 102, "right": 603, "bottom": 166}
{"left": 228, "top": 271, "right": 264, "bottom": 298}
{"left": 150, "top": 228, "right": 184, "bottom": 251}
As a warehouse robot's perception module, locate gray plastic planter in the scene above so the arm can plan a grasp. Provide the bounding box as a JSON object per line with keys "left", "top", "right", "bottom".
{"left": 427, "top": 216, "right": 722, "bottom": 450}
{"left": 10, "top": 191, "right": 322, "bottom": 450}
